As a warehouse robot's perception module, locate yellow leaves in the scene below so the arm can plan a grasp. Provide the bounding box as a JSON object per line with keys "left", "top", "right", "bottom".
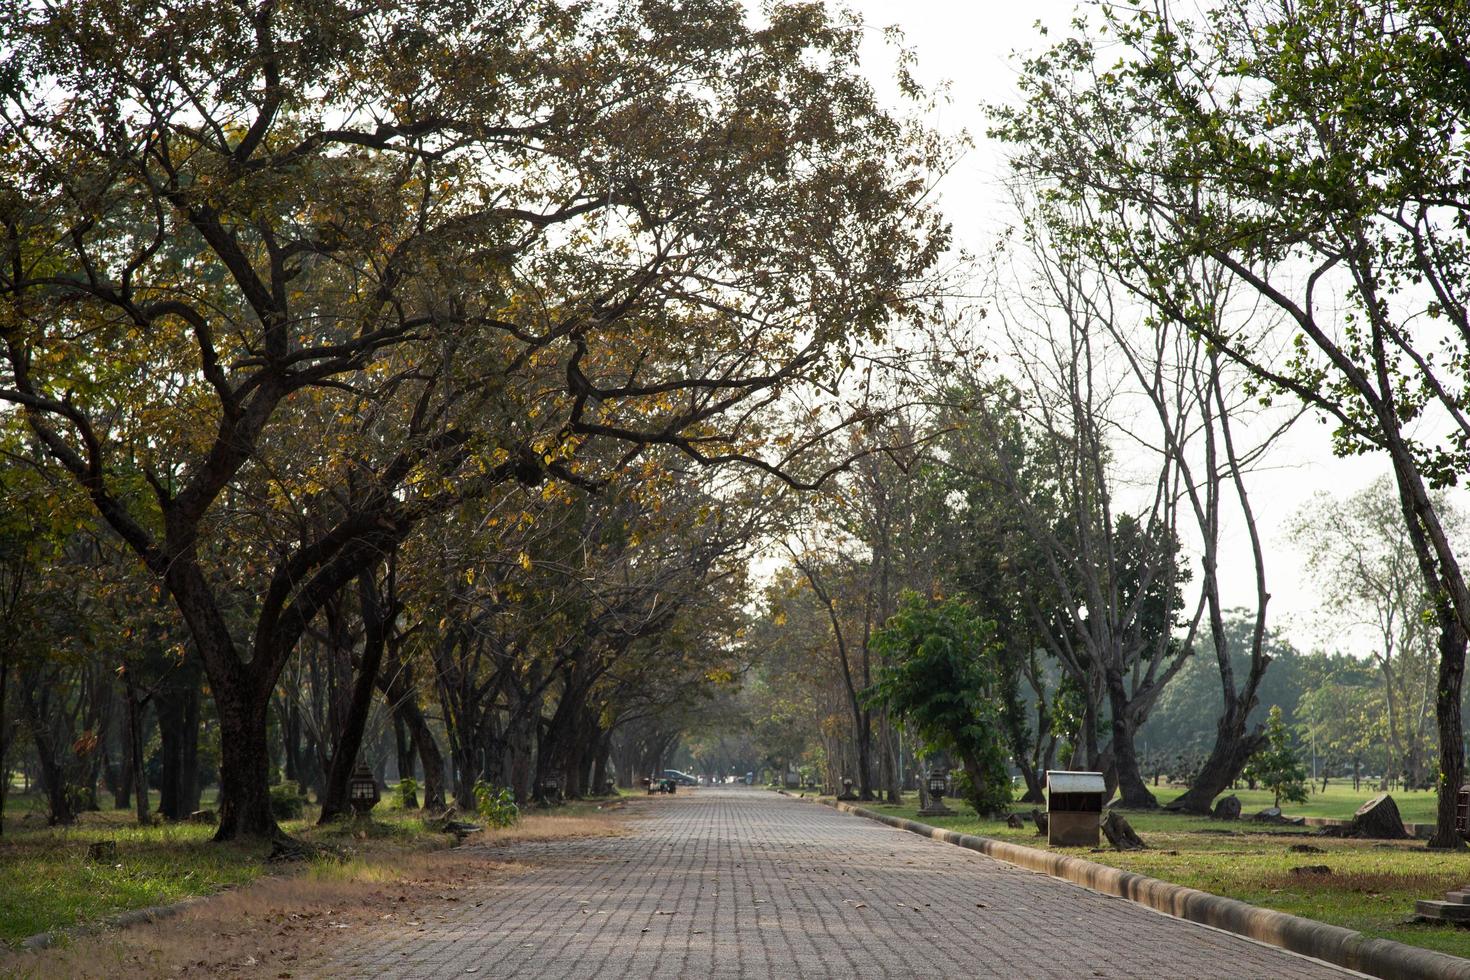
{"left": 517, "top": 551, "right": 533, "bottom": 572}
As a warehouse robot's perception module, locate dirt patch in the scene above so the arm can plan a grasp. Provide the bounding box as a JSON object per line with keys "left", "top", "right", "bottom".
{"left": 469, "top": 812, "right": 632, "bottom": 848}
{"left": 0, "top": 809, "right": 630, "bottom": 979}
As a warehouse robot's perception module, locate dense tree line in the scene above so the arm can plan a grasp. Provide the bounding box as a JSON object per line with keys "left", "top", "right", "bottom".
{"left": 741, "top": 0, "right": 1470, "bottom": 849}
{"left": 8, "top": 0, "right": 1470, "bottom": 854}
{"left": 0, "top": 0, "right": 948, "bottom": 839}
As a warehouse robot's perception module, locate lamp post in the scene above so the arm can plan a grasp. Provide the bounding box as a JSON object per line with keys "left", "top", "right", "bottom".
{"left": 919, "top": 767, "right": 954, "bottom": 817}
{"left": 349, "top": 763, "right": 380, "bottom": 817}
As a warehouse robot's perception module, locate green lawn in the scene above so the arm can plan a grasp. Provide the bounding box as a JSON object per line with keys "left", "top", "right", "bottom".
{"left": 862, "top": 782, "right": 1470, "bottom": 959}
{"left": 0, "top": 786, "right": 453, "bottom": 946}
{"left": 1147, "top": 782, "right": 1442, "bottom": 824}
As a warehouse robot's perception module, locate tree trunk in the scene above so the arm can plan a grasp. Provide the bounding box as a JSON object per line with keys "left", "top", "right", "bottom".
{"left": 122, "top": 671, "right": 151, "bottom": 827}
{"left": 1430, "top": 613, "right": 1468, "bottom": 849}
{"left": 451, "top": 734, "right": 477, "bottom": 810}
{"left": 279, "top": 694, "right": 304, "bottom": 794}
{"left": 22, "top": 681, "right": 76, "bottom": 826}
{"left": 1015, "top": 757, "right": 1045, "bottom": 805}
{"left": 319, "top": 575, "right": 390, "bottom": 824}
{"left": 213, "top": 688, "right": 279, "bottom": 841}
{"left": 878, "top": 714, "right": 901, "bottom": 803}
{"left": 155, "top": 678, "right": 201, "bottom": 821}
{"left": 508, "top": 711, "right": 535, "bottom": 803}
{"left": 855, "top": 709, "right": 874, "bottom": 801}
{"left": 180, "top": 681, "right": 201, "bottom": 813}
{"left": 393, "top": 714, "right": 415, "bottom": 783}
{"left": 376, "top": 654, "right": 444, "bottom": 809}
{"left": 115, "top": 750, "right": 133, "bottom": 811}
{"left": 1166, "top": 705, "right": 1266, "bottom": 814}
{"left": 1105, "top": 669, "right": 1156, "bottom": 808}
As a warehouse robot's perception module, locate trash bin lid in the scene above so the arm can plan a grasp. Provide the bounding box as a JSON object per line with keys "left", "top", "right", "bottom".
{"left": 1045, "top": 770, "right": 1106, "bottom": 794}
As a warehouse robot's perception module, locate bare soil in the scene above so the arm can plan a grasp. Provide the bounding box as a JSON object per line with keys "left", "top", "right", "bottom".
{"left": 0, "top": 810, "right": 630, "bottom": 979}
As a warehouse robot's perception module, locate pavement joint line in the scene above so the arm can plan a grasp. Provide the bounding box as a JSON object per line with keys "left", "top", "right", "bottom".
{"left": 818, "top": 796, "right": 1470, "bottom": 980}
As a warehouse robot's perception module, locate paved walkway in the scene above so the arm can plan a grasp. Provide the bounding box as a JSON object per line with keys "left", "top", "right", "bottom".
{"left": 324, "top": 787, "right": 1363, "bottom": 978}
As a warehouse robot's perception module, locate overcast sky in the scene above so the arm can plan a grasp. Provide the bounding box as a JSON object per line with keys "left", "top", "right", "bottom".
{"left": 838, "top": 0, "right": 1405, "bottom": 656}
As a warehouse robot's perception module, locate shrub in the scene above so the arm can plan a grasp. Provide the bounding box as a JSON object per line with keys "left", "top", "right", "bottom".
{"left": 395, "top": 777, "right": 419, "bottom": 809}
{"left": 864, "top": 591, "right": 1013, "bottom": 817}
{"left": 1244, "top": 705, "right": 1309, "bottom": 807}
{"left": 269, "top": 783, "right": 307, "bottom": 820}
{"left": 473, "top": 782, "right": 519, "bottom": 828}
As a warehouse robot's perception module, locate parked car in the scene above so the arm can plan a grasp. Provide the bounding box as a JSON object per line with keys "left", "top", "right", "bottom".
{"left": 662, "top": 769, "right": 698, "bottom": 786}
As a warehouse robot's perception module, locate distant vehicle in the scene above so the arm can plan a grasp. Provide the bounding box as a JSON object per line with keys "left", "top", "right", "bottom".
{"left": 662, "top": 769, "right": 698, "bottom": 786}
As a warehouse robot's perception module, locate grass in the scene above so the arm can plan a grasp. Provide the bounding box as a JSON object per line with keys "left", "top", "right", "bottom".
{"left": 0, "top": 801, "right": 271, "bottom": 946}
{"left": 0, "top": 785, "right": 627, "bottom": 948}
{"left": 855, "top": 781, "right": 1470, "bottom": 959}
{"left": 0, "top": 850, "right": 534, "bottom": 979}
{"left": 1150, "top": 782, "right": 1442, "bottom": 824}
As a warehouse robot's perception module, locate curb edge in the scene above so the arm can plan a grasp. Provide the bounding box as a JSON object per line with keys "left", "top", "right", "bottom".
{"left": 819, "top": 798, "right": 1469, "bottom": 980}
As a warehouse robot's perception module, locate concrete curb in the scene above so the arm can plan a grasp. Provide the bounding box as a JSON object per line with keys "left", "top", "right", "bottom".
{"left": 17, "top": 896, "right": 206, "bottom": 951}
{"left": 820, "top": 798, "right": 1470, "bottom": 980}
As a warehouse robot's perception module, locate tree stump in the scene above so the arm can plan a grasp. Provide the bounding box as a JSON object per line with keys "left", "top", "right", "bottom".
{"left": 1251, "top": 806, "right": 1283, "bottom": 823}
{"left": 1348, "top": 794, "right": 1408, "bottom": 840}
{"left": 1100, "top": 811, "right": 1146, "bottom": 850}
{"left": 1030, "top": 808, "right": 1048, "bottom": 835}
{"left": 1212, "top": 795, "right": 1241, "bottom": 821}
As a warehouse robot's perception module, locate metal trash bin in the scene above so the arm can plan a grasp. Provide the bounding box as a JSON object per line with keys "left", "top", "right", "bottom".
{"left": 1046, "top": 770, "right": 1106, "bottom": 847}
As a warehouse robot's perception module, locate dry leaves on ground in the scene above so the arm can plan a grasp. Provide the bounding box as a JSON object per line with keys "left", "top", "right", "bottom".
{"left": 1, "top": 809, "right": 630, "bottom": 979}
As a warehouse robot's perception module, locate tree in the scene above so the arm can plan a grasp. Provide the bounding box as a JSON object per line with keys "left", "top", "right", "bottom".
{"left": 991, "top": 0, "right": 1470, "bottom": 847}
{"left": 1299, "top": 680, "right": 1382, "bottom": 793}
{"left": 1291, "top": 477, "right": 1459, "bottom": 789}
{"left": 864, "top": 592, "right": 1012, "bottom": 817}
{"left": 948, "top": 356, "right": 1194, "bottom": 808}
{"left": 1244, "top": 706, "right": 1309, "bottom": 808}
{"left": 0, "top": 0, "right": 947, "bottom": 839}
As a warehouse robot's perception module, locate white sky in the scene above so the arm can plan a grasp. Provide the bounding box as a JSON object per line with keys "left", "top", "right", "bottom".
{"left": 840, "top": 0, "right": 1403, "bottom": 655}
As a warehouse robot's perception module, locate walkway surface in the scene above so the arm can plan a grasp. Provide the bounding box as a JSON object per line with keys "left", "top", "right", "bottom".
{"left": 323, "top": 787, "right": 1364, "bottom": 978}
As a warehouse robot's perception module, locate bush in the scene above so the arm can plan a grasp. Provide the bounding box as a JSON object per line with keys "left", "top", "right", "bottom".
{"left": 865, "top": 592, "right": 1013, "bottom": 817}
{"left": 269, "top": 783, "right": 307, "bottom": 820}
{"left": 395, "top": 777, "right": 419, "bottom": 809}
{"left": 473, "top": 782, "right": 519, "bottom": 828}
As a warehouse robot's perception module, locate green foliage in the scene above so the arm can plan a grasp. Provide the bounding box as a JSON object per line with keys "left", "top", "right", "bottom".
{"left": 0, "top": 0, "right": 952, "bottom": 840}
{"left": 864, "top": 592, "right": 1012, "bottom": 816}
{"left": 473, "top": 782, "right": 519, "bottom": 829}
{"left": 268, "top": 783, "right": 307, "bottom": 821}
{"left": 1244, "top": 706, "right": 1309, "bottom": 807}
{"left": 395, "top": 777, "right": 419, "bottom": 809}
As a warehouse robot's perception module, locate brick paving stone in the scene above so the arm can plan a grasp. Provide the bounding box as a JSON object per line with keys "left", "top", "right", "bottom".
{"left": 321, "top": 787, "right": 1368, "bottom": 979}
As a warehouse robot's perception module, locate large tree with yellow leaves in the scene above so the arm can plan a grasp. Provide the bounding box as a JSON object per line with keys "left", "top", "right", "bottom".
{"left": 0, "top": 0, "right": 948, "bottom": 839}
